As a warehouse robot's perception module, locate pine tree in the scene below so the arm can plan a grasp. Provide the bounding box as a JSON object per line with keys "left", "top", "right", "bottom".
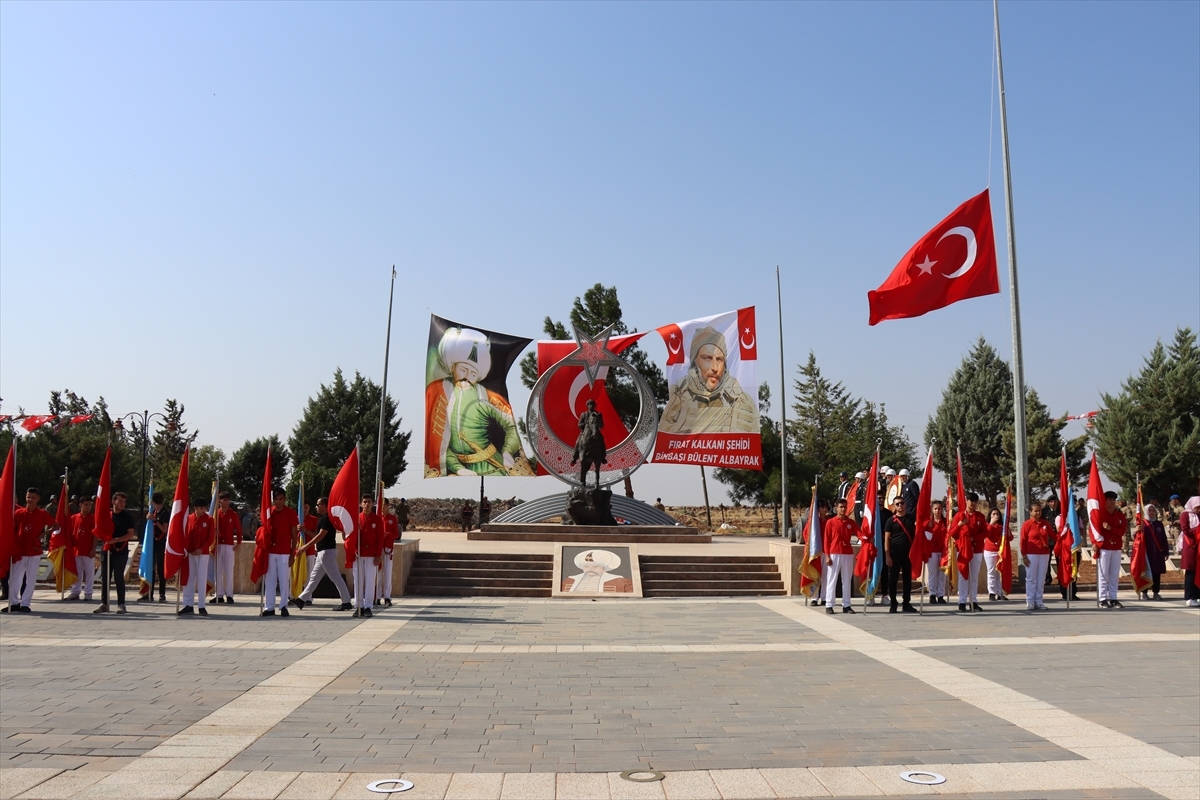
{"left": 226, "top": 435, "right": 291, "bottom": 505}
{"left": 1092, "top": 327, "right": 1200, "bottom": 501}
{"left": 925, "top": 338, "right": 1015, "bottom": 500}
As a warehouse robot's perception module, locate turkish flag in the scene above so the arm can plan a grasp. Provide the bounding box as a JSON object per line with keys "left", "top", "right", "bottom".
{"left": 737, "top": 307, "right": 757, "bottom": 361}
{"left": 0, "top": 444, "right": 15, "bottom": 579}
{"left": 328, "top": 446, "right": 360, "bottom": 567}
{"left": 21, "top": 415, "right": 55, "bottom": 432}
{"left": 163, "top": 448, "right": 190, "bottom": 582}
{"left": 868, "top": 189, "right": 999, "bottom": 325}
{"left": 93, "top": 447, "right": 114, "bottom": 543}
{"left": 657, "top": 324, "right": 685, "bottom": 366}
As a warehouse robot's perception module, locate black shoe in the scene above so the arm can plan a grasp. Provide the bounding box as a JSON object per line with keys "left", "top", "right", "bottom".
{"left": 383, "top": 598, "right": 392, "bottom": 607}
{"left": 261, "top": 610, "right": 275, "bottom": 617}
{"left": 1111, "top": 600, "right": 1123, "bottom": 609}
{"left": 842, "top": 606, "right": 856, "bottom": 614}
{"left": 988, "top": 593, "right": 996, "bottom": 601}
{"left": 826, "top": 606, "right": 835, "bottom": 614}
{"left": 889, "top": 605, "right": 898, "bottom": 613}
{"left": 972, "top": 603, "right": 984, "bottom": 612}
{"left": 352, "top": 609, "right": 362, "bottom": 618}
{"left": 279, "top": 607, "right": 289, "bottom": 618}
{"left": 198, "top": 608, "right": 208, "bottom": 616}
{"left": 136, "top": 595, "right": 151, "bottom": 603}
{"left": 1000, "top": 595, "right": 1010, "bottom": 601}
{"left": 363, "top": 608, "right": 373, "bottom": 618}
{"left": 16, "top": 605, "right": 31, "bottom": 613}
{"left": 158, "top": 596, "right": 168, "bottom": 603}
{"left": 0, "top": 606, "right": 9, "bottom": 614}
{"left": 226, "top": 597, "right": 234, "bottom": 604}
{"left": 338, "top": 602, "right": 354, "bottom": 611}
{"left": 177, "top": 606, "right": 194, "bottom": 616}
{"left": 902, "top": 604, "right": 918, "bottom": 613}
{"left": 1070, "top": 591, "right": 1081, "bottom": 600}
{"left": 810, "top": 598, "right": 821, "bottom": 606}
{"left": 958, "top": 603, "right": 968, "bottom": 612}
{"left": 93, "top": 604, "right": 110, "bottom": 614}
{"left": 213, "top": 596, "right": 224, "bottom": 604}
{"left": 289, "top": 597, "right": 305, "bottom": 610}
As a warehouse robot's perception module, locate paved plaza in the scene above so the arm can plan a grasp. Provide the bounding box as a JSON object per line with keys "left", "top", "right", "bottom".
{"left": 2, "top": 583, "right": 1198, "bottom": 799}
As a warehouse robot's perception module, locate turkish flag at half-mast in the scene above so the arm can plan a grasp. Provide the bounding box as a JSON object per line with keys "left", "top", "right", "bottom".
{"left": 868, "top": 189, "right": 1000, "bottom": 325}
{"left": 0, "top": 444, "right": 15, "bottom": 579}
{"left": 163, "top": 448, "right": 190, "bottom": 582}
{"left": 93, "top": 447, "right": 114, "bottom": 543}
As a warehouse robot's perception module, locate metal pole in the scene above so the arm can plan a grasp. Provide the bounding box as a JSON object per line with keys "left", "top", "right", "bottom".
{"left": 776, "top": 267, "right": 790, "bottom": 538}
{"left": 700, "top": 467, "right": 712, "bottom": 530}
{"left": 994, "top": 0, "right": 1029, "bottom": 533}
{"left": 374, "top": 267, "right": 397, "bottom": 497}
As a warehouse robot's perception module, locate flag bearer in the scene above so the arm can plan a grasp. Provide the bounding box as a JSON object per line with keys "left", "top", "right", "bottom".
{"left": 1094, "top": 490, "right": 1128, "bottom": 609}
{"left": 261, "top": 489, "right": 298, "bottom": 617}
{"left": 378, "top": 502, "right": 399, "bottom": 607}
{"left": 952, "top": 492, "right": 987, "bottom": 612}
{"left": 6, "top": 489, "right": 55, "bottom": 613}
{"left": 353, "top": 495, "right": 383, "bottom": 617}
{"left": 68, "top": 497, "right": 97, "bottom": 601}
{"left": 212, "top": 492, "right": 241, "bottom": 604}
{"left": 180, "top": 497, "right": 215, "bottom": 616}
{"left": 823, "top": 498, "right": 858, "bottom": 614}
{"left": 923, "top": 500, "right": 949, "bottom": 604}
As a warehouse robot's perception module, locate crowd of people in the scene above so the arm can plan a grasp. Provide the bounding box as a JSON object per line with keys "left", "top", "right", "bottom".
{"left": 1, "top": 485, "right": 413, "bottom": 617}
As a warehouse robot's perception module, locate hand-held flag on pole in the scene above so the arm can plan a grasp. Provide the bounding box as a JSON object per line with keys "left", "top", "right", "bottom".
{"left": 290, "top": 476, "right": 307, "bottom": 598}
{"left": 49, "top": 475, "right": 77, "bottom": 593}
{"left": 998, "top": 486, "right": 1013, "bottom": 596}
{"left": 163, "top": 448, "right": 190, "bottom": 583}
{"left": 1129, "top": 479, "right": 1153, "bottom": 594}
{"left": 0, "top": 443, "right": 14, "bottom": 579}
{"left": 910, "top": 446, "right": 934, "bottom": 580}
{"left": 138, "top": 476, "right": 156, "bottom": 594}
{"left": 1055, "top": 448, "right": 1074, "bottom": 588}
{"left": 953, "top": 447, "right": 972, "bottom": 581}
{"left": 1086, "top": 454, "right": 1104, "bottom": 548}
{"left": 250, "top": 447, "right": 273, "bottom": 585}
{"left": 854, "top": 449, "right": 880, "bottom": 598}
{"left": 328, "top": 446, "right": 360, "bottom": 570}
{"left": 93, "top": 447, "right": 114, "bottom": 543}
{"left": 799, "top": 485, "right": 822, "bottom": 598}
{"left": 867, "top": 189, "right": 1000, "bottom": 325}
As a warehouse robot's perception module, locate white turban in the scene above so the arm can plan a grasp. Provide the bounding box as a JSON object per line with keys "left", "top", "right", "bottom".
{"left": 574, "top": 549, "right": 621, "bottom": 571}
{"left": 438, "top": 327, "right": 491, "bottom": 380}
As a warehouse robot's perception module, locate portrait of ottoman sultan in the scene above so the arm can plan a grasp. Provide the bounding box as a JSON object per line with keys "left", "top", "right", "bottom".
{"left": 424, "top": 325, "right": 533, "bottom": 478}
{"left": 660, "top": 325, "right": 759, "bottom": 435}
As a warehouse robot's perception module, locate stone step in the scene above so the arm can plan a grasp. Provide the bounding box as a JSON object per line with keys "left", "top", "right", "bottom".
{"left": 638, "top": 579, "right": 787, "bottom": 590}
{"left": 407, "top": 575, "right": 552, "bottom": 588}
{"left": 638, "top": 562, "right": 781, "bottom": 574}
{"left": 409, "top": 567, "right": 554, "bottom": 580}
{"left": 640, "top": 555, "right": 776, "bottom": 564}
{"left": 415, "top": 552, "right": 553, "bottom": 563}
{"left": 404, "top": 584, "right": 552, "bottom": 598}
{"left": 643, "top": 588, "right": 788, "bottom": 597}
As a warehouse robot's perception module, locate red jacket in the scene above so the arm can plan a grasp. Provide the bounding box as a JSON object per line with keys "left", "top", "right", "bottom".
{"left": 823, "top": 515, "right": 859, "bottom": 555}
{"left": 383, "top": 515, "right": 399, "bottom": 552}
{"left": 264, "top": 506, "right": 299, "bottom": 555}
{"left": 188, "top": 513, "right": 215, "bottom": 553}
{"left": 14, "top": 507, "right": 55, "bottom": 557}
{"left": 71, "top": 512, "right": 96, "bottom": 558}
{"left": 952, "top": 510, "right": 987, "bottom": 555}
{"left": 356, "top": 512, "right": 383, "bottom": 558}
{"left": 302, "top": 514, "right": 318, "bottom": 555}
{"left": 924, "top": 518, "right": 948, "bottom": 553}
{"left": 1020, "top": 518, "right": 1057, "bottom": 556}
{"left": 216, "top": 507, "right": 242, "bottom": 546}
{"left": 1091, "top": 507, "right": 1126, "bottom": 550}
{"left": 983, "top": 522, "right": 1012, "bottom": 552}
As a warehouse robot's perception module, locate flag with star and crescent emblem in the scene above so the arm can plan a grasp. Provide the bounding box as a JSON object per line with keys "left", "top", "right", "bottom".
{"left": 652, "top": 307, "right": 761, "bottom": 470}
{"left": 867, "top": 188, "right": 999, "bottom": 325}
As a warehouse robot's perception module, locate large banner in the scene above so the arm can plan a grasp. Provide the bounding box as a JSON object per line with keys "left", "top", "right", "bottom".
{"left": 652, "top": 307, "right": 762, "bottom": 469}
{"left": 534, "top": 332, "right": 646, "bottom": 476}
{"left": 424, "top": 315, "right": 534, "bottom": 478}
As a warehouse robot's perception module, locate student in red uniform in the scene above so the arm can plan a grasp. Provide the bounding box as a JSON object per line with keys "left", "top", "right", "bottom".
{"left": 1020, "top": 500, "right": 1057, "bottom": 611}
{"left": 68, "top": 497, "right": 97, "bottom": 601}
{"left": 1092, "top": 490, "right": 1128, "bottom": 608}
{"left": 262, "top": 489, "right": 299, "bottom": 617}
{"left": 6, "top": 489, "right": 56, "bottom": 613}
{"left": 952, "top": 492, "right": 988, "bottom": 612}
{"left": 822, "top": 498, "right": 859, "bottom": 614}
{"left": 983, "top": 507, "right": 1013, "bottom": 601}
{"left": 377, "top": 502, "right": 399, "bottom": 607}
{"left": 212, "top": 492, "right": 241, "bottom": 604}
{"left": 180, "top": 497, "right": 215, "bottom": 616}
{"left": 354, "top": 495, "right": 384, "bottom": 617}
{"left": 923, "top": 500, "right": 949, "bottom": 604}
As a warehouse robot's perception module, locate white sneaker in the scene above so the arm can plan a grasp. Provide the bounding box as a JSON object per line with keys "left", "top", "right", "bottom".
{"left": 1187, "top": 599, "right": 1200, "bottom": 608}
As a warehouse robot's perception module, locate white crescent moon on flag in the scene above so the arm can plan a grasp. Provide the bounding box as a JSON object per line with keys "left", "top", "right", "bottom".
{"left": 165, "top": 500, "right": 186, "bottom": 556}
{"left": 330, "top": 505, "right": 356, "bottom": 536}
{"left": 667, "top": 337, "right": 681, "bottom": 356}
{"left": 568, "top": 367, "right": 608, "bottom": 419}
{"left": 937, "top": 226, "right": 977, "bottom": 279}
{"left": 740, "top": 329, "right": 755, "bottom": 349}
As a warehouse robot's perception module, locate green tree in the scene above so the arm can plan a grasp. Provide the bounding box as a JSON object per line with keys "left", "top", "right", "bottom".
{"left": 187, "top": 445, "right": 228, "bottom": 505}
{"left": 519, "top": 284, "right": 668, "bottom": 496}
{"left": 1000, "top": 388, "right": 1086, "bottom": 500}
{"left": 288, "top": 368, "right": 410, "bottom": 497}
{"left": 0, "top": 391, "right": 140, "bottom": 506}
{"left": 226, "top": 436, "right": 291, "bottom": 507}
{"left": 925, "top": 337, "right": 1015, "bottom": 500}
{"left": 1091, "top": 327, "right": 1200, "bottom": 501}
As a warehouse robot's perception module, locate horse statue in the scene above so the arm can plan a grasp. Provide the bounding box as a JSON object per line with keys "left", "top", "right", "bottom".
{"left": 570, "top": 399, "right": 607, "bottom": 486}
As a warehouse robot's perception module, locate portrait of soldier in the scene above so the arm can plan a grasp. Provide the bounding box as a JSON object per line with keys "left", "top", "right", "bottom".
{"left": 424, "top": 326, "right": 529, "bottom": 477}
{"left": 660, "top": 325, "right": 758, "bottom": 435}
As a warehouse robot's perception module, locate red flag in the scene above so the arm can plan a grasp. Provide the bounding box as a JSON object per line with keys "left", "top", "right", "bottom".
{"left": 998, "top": 489, "right": 1013, "bottom": 595}
{"left": 1130, "top": 482, "right": 1153, "bottom": 594}
{"left": 70, "top": 414, "right": 94, "bottom": 425}
{"left": 251, "top": 446, "right": 274, "bottom": 583}
{"left": 910, "top": 447, "right": 934, "bottom": 580}
{"left": 868, "top": 189, "right": 999, "bottom": 325}
{"left": 953, "top": 448, "right": 972, "bottom": 579}
{"left": 736, "top": 307, "right": 757, "bottom": 361}
{"left": 260, "top": 446, "right": 273, "bottom": 528}
{"left": 854, "top": 450, "right": 880, "bottom": 590}
{"left": 0, "top": 444, "right": 15, "bottom": 579}
{"left": 49, "top": 477, "right": 77, "bottom": 592}
{"left": 93, "top": 447, "right": 114, "bottom": 543}
{"left": 328, "top": 446, "right": 360, "bottom": 568}
{"left": 1055, "top": 449, "right": 1074, "bottom": 588}
{"left": 20, "top": 415, "right": 55, "bottom": 432}
{"left": 1086, "top": 453, "right": 1104, "bottom": 549}
{"left": 163, "top": 448, "right": 190, "bottom": 582}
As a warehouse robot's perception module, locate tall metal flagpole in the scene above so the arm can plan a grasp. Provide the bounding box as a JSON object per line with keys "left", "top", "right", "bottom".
{"left": 776, "top": 267, "right": 791, "bottom": 539}
{"left": 375, "top": 266, "right": 397, "bottom": 500}
{"left": 994, "top": 0, "right": 1029, "bottom": 531}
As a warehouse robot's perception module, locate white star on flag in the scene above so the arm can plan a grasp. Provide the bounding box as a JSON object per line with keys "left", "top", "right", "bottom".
{"left": 915, "top": 256, "right": 936, "bottom": 275}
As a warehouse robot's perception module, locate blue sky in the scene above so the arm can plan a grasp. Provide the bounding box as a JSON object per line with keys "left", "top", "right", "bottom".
{"left": 2, "top": 1, "right": 1196, "bottom": 503}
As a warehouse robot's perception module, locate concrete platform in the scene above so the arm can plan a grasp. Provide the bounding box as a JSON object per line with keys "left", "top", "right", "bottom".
{"left": 473, "top": 522, "right": 710, "bottom": 543}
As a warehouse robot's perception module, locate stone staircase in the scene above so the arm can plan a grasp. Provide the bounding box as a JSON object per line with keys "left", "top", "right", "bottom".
{"left": 638, "top": 555, "right": 786, "bottom": 597}
{"left": 405, "top": 552, "right": 553, "bottom": 597}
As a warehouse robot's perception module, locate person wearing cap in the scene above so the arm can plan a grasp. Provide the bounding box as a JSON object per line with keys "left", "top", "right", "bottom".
{"left": 899, "top": 469, "right": 920, "bottom": 520}
{"left": 852, "top": 472, "right": 866, "bottom": 523}
{"left": 951, "top": 492, "right": 988, "bottom": 611}
{"left": 836, "top": 472, "right": 851, "bottom": 501}
{"left": 1091, "top": 490, "right": 1128, "bottom": 608}
{"left": 179, "top": 497, "right": 215, "bottom": 616}
{"left": 661, "top": 325, "right": 758, "bottom": 435}
{"left": 5, "top": 488, "right": 55, "bottom": 613}
{"left": 212, "top": 491, "right": 241, "bottom": 604}
{"left": 67, "top": 497, "right": 97, "bottom": 601}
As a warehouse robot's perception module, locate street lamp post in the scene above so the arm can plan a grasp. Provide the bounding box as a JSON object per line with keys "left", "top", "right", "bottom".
{"left": 111, "top": 411, "right": 174, "bottom": 602}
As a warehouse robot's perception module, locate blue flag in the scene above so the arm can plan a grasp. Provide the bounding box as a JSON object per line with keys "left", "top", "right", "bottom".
{"left": 138, "top": 481, "right": 155, "bottom": 584}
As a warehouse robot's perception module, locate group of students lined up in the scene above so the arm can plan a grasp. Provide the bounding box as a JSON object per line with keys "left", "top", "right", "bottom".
{"left": 2, "top": 484, "right": 410, "bottom": 617}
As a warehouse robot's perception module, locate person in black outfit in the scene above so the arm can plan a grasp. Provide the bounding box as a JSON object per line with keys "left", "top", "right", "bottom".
{"left": 884, "top": 496, "right": 917, "bottom": 613}
{"left": 151, "top": 492, "right": 170, "bottom": 602}
{"left": 95, "top": 492, "right": 138, "bottom": 614}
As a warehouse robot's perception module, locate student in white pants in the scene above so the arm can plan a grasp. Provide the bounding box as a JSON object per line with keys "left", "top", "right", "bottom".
{"left": 213, "top": 491, "right": 242, "bottom": 603}
{"left": 1097, "top": 549, "right": 1121, "bottom": 603}
{"left": 823, "top": 499, "right": 858, "bottom": 613}
{"left": 953, "top": 492, "right": 987, "bottom": 611}
{"left": 7, "top": 488, "right": 55, "bottom": 612}
{"left": 923, "top": 500, "right": 948, "bottom": 603}
{"left": 11, "top": 556, "right": 40, "bottom": 610}
{"left": 214, "top": 544, "right": 235, "bottom": 601}
{"left": 1093, "top": 490, "right": 1128, "bottom": 608}
{"left": 1025, "top": 553, "right": 1049, "bottom": 608}
{"left": 353, "top": 559, "right": 377, "bottom": 614}
{"left": 377, "top": 550, "right": 393, "bottom": 604}
{"left": 181, "top": 552, "right": 210, "bottom": 613}
{"left": 68, "top": 497, "right": 98, "bottom": 601}
{"left": 958, "top": 553, "right": 983, "bottom": 607}
{"left": 352, "top": 495, "right": 385, "bottom": 618}
{"left": 179, "top": 498, "right": 215, "bottom": 615}
{"left": 290, "top": 499, "right": 352, "bottom": 611}
{"left": 260, "top": 489, "right": 300, "bottom": 617}
{"left": 1020, "top": 502, "right": 1057, "bottom": 611}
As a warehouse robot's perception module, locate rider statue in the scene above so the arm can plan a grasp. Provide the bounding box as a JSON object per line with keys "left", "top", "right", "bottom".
{"left": 570, "top": 399, "right": 607, "bottom": 486}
